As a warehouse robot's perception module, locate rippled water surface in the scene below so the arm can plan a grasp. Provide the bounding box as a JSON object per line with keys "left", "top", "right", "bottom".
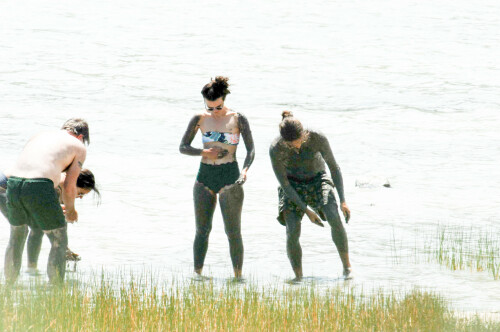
{"left": 1, "top": 0, "right": 500, "bottom": 313}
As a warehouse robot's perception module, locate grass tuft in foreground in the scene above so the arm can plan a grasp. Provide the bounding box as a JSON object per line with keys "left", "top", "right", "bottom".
{"left": 425, "top": 225, "right": 500, "bottom": 280}
{"left": 0, "top": 274, "right": 498, "bottom": 331}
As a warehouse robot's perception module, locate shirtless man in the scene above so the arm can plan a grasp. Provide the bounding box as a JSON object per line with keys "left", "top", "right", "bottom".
{"left": 4, "top": 119, "right": 89, "bottom": 284}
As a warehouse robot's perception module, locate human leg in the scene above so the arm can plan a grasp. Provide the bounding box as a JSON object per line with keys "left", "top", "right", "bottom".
{"left": 284, "top": 210, "right": 304, "bottom": 280}
{"left": 321, "top": 197, "right": 351, "bottom": 275}
{"left": 44, "top": 226, "right": 68, "bottom": 284}
{"left": 219, "top": 184, "right": 244, "bottom": 278}
{"left": 4, "top": 225, "right": 29, "bottom": 283}
{"left": 27, "top": 226, "right": 44, "bottom": 269}
{"left": 193, "top": 182, "right": 217, "bottom": 275}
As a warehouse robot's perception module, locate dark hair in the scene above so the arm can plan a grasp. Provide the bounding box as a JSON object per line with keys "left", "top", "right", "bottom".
{"left": 77, "top": 169, "right": 101, "bottom": 203}
{"left": 279, "top": 111, "right": 304, "bottom": 141}
{"left": 201, "top": 76, "right": 231, "bottom": 101}
{"left": 62, "top": 118, "right": 90, "bottom": 145}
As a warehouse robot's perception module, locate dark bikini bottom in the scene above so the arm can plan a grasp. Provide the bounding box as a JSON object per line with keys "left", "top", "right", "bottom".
{"left": 196, "top": 161, "right": 240, "bottom": 193}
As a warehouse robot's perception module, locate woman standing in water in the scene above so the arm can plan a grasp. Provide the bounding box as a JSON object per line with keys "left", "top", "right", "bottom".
{"left": 179, "top": 76, "right": 255, "bottom": 279}
{"left": 269, "top": 111, "right": 352, "bottom": 281}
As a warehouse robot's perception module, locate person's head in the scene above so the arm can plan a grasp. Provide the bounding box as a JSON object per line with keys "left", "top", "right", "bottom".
{"left": 76, "top": 169, "right": 100, "bottom": 202}
{"left": 201, "top": 76, "right": 231, "bottom": 113}
{"left": 62, "top": 118, "right": 90, "bottom": 145}
{"left": 279, "top": 111, "right": 306, "bottom": 148}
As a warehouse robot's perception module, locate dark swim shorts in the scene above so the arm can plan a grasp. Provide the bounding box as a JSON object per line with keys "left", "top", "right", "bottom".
{"left": 277, "top": 172, "right": 337, "bottom": 226}
{"left": 6, "top": 177, "right": 66, "bottom": 231}
{"left": 196, "top": 161, "right": 240, "bottom": 193}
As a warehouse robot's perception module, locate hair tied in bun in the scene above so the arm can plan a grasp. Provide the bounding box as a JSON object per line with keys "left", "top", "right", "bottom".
{"left": 281, "top": 110, "right": 293, "bottom": 120}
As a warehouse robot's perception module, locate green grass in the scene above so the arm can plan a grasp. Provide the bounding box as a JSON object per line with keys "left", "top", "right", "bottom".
{"left": 424, "top": 225, "right": 500, "bottom": 280}
{"left": 1, "top": 273, "right": 498, "bottom": 331}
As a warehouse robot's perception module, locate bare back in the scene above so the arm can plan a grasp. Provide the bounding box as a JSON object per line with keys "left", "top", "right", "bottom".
{"left": 7, "top": 131, "right": 86, "bottom": 187}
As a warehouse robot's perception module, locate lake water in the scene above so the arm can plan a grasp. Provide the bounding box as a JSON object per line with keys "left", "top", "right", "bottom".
{"left": 1, "top": 0, "right": 499, "bottom": 313}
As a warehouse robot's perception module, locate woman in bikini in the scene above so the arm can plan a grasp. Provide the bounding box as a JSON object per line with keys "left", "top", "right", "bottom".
{"left": 180, "top": 76, "right": 255, "bottom": 279}
{"left": 269, "top": 111, "right": 352, "bottom": 280}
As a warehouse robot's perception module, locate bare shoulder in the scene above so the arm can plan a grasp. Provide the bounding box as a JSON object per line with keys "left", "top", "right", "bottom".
{"left": 269, "top": 136, "right": 283, "bottom": 155}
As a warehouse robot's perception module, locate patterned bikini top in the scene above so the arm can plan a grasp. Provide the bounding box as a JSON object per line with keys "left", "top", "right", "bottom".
{"left": 202, "top": 131, "right": 240, "bottom": 145}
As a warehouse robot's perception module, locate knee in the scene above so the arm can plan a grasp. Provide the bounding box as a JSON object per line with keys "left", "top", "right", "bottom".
{"left": 286, "top": 226, "right": 300, "bottom": 243}
{"left": 196, "top": 225, "right": 212, "bottom": 239}
{"left": 224, "top": 226, "right": 241, "bottom": 241}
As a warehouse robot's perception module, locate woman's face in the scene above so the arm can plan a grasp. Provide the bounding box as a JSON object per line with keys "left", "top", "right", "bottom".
{"left": 204, "top": 97, "right": 226, "bottom": 116}
{"left": 76, "top": 187, "right": 91, "bottom": 199}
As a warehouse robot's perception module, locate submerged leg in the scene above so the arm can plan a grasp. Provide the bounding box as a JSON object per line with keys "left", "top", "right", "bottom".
{"left": 193, "top": 182, "right": 217, "bottom": 275}
{"left": 284, "top": 210, "right": 304, "bottom": 280}
{"left": 27, "top": 226, "right": 44, "bottom": 269}
{"left": 4, "top": 225, "right": 29, "bottom": 284}
{"left": 322, "top": 197, "right": 351, "bottom": 275}
{"left": 44, "top": 226, "right": 68, "bottom": 284}
{"left": 219, "top": 184, "right": 244, "bottom": 278}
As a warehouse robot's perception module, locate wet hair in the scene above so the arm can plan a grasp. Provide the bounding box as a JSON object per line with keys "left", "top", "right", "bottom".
{"left": 77, "top": 169, "right": 101, "bottom": 203}
{"left": 61, "top": 118, "right": 90, "bottom": 145}
{"left": 279, "top": 111, "right": 304, "bottom": 141}
{"left": 201, "top": 76, "right": 231, "bottom": 101}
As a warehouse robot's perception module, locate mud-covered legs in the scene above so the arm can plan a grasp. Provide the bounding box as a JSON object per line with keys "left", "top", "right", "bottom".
{"left": 4, "top": 225, "right": 29, "bottom": 284}
{"left": 44, "top": 226, "right": 68, "bottom": 284}
{"left": 27, "top": 227, "right": 44, "bottom": 269}
{"left": 219, "top": 184, "right": 244, "bottom": 278}
{"left": 193, "top": 182, "right": 245, "bottom": 278}
{"left": 284, "top": 198, "right": 351, "bottom": 279}
{"left": 322, "top": 198, "right": 351, "bottom": 275}
{"left": 193, "top": 182, "right": 217, "bottom": 275}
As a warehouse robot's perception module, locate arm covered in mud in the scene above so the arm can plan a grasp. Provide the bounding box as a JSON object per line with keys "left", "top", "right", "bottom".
{"left": 317, "top": 133, "right": 346, "bottom": 203}
{"left": 179, "top": 115, "right": 204, "bottom": 156}
{"left": 236, "top": 113, "right": 255, "bottom": 184}
{"left": 269, "top": 144, "right": 308, "bottom": 211}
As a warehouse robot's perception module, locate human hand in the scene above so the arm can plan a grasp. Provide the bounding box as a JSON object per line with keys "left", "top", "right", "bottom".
{"left": 305, "top": 208, "right": 324, "bottom": 227}
{"left": 65, "top": 208, "right": 78, "bottom": 223}
{"left": 341, "top": 202, "right": 350, "bottom": 223}
{"left": 235, "top": 169, "right": 247, "bottom": 185}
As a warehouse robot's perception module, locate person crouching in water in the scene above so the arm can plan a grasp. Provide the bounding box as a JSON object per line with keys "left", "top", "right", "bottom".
{"left": 269, "top": 111, "right": 352, "bottom": 281}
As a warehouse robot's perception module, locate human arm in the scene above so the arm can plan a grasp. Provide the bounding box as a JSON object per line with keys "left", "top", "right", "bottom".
{"left": 62, "top": 146, "right": 86, "bottom": 223}
{"left": 269, "top": 144, "right": 323, "bottom": 226}
{"left": 317, "top": 133, "right": 350, "bottom": 222}
{"left": 236, "top": 113, "right": 255, "bottom": 185}
{"left": 179, "top": 115, "right": 228, "bottom": 160}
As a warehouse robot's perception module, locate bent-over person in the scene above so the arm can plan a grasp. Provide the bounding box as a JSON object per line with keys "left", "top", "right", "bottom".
{"left": 269, "top": 111, "right": 352, "bottom": 281}
{"left": 4, "top": 118, "right": 89, "bottom": 284}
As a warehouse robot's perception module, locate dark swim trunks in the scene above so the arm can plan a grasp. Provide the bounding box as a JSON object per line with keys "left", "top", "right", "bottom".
{"left": 6, "top": 177, "right": 66, "bottom": 231}
{"left": 277, "top": 172, "right": 337, "bottom": 226}
{"left": 196, "top": 161, "right": 240, "bottom": 193}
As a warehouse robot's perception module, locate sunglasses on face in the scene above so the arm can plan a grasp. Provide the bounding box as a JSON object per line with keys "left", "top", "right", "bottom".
{"left": 204, "top": 102, "right": 224, "bottom": 112}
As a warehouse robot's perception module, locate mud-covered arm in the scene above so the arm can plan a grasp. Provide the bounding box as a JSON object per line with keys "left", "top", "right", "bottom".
{"left": 238, "top": 113, "right": 255, "bottom": 171}
{"left": 269, "top": 145, "right": 308, "bottom": 211}
{"left": 318, "top": 133, "right": 346, "bottom": 203}
{"left": 179, "top": 115, "right": 203, "bottom": 156}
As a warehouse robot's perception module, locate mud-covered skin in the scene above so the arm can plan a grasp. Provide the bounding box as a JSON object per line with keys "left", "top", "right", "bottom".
{"left": 269, "top": 130, "right": 349, "bottom": 278}
{"left": 4, "top": 225, "right": 29, "bottom": 284}
{"left": 44, "top": 226, "right": 68, "bottom": 284}
{"left": 180, "top": 111, "right": 254, "bottom": 278}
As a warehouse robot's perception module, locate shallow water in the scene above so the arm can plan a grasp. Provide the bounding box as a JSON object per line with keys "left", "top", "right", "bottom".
{"left": 1, "top": 0, "right": 500, "bottom": 313}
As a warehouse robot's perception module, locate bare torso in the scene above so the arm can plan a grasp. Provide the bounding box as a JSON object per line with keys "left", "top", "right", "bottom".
{"left": 199, "top": 110, "right": 240, "bottom": 165}
{"left": 6, "top": 131, "right": 85, "bottom": 187}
